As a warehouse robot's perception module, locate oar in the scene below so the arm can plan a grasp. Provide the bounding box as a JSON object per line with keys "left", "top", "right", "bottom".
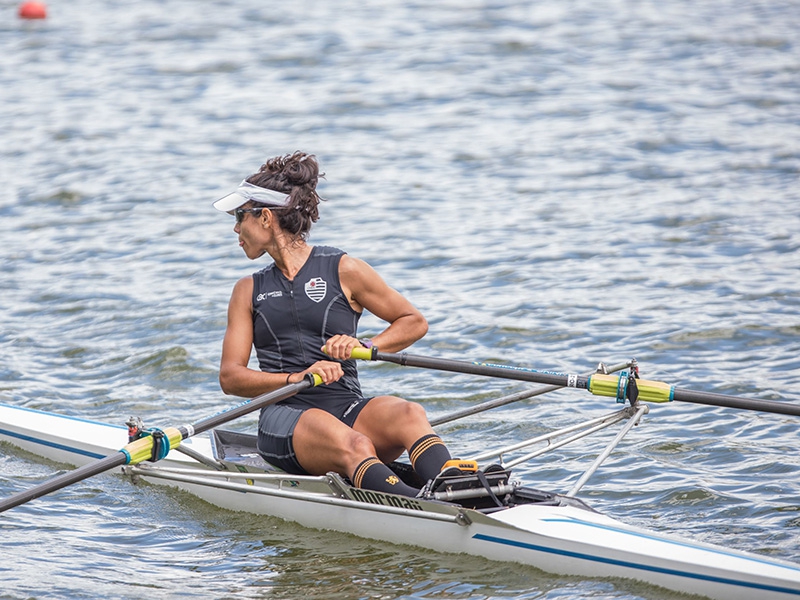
{"left": 351, "top": 348, "right": 800, "bottom": 417}
{"left": 430, "top": 360, "right": 635, "bottom": 426}
{"left": 0, "top": 374, "right": 321, "bottom": 514}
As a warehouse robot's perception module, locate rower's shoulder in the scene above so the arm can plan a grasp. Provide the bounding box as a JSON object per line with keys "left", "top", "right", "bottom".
{"left": 337, "top": 253, "right": 376, "bottom": 278}
{"left": 312, "top": 245, "right": 348, "bottom": 260}
{"left": 310, "top": 245, "right": 366, "bottom": 275}
{"left": 231, "top": 274, "right": 255, "bottom": 298}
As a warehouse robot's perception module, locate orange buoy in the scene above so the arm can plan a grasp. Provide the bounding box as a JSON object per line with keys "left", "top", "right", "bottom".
{"left": 19, "top": 1, "right": 48, "bottom": 19}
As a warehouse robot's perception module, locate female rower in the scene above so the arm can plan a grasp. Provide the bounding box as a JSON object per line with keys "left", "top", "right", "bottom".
{"left": 214, "top": 152, "right": 452, "bottom": 497}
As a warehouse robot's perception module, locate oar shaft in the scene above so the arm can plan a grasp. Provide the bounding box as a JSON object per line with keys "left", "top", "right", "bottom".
{"left": 184, "top": 377, "right": 316, "bottom": 438}
{"left": 0, "top": 452, "right": 127, "bottom": 513}
{"left": 672, "top": 388, "right": 800, "bottom": 417}
{"left": 122, "top": 377, "right": 320, "bottom": 466}
{"left": 355, "top": 349, "right": 800, "bottom": 418}
{"left": 371, "top": 350, "right": 585, "bottom": 388}
{"left": 0, "top": 375, "right": 321, "bottom": 514}
{"left": 430, "top": 360, "right": 634, "bottom": 426}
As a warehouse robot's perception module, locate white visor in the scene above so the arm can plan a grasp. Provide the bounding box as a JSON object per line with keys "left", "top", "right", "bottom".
{"left": 213, "top": 180, "right": 291, "bottom": 212}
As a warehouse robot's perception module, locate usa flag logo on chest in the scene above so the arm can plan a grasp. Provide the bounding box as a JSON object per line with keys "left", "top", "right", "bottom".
{"left": 304, "top": 277, "right": 327, "bottom": 303}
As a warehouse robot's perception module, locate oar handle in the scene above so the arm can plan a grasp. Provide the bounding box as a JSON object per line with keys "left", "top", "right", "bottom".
{"left": 350, "top": 346, "right": 376, "bottom": 361}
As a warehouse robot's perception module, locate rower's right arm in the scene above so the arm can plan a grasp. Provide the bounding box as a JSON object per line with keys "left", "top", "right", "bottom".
{"left": 219, "top": 276, "right": 266, "bottom": 396}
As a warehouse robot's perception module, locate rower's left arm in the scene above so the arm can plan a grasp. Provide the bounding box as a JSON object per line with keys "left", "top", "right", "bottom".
{"left": 339, "top": 255, "right": 428, "bottom": 353}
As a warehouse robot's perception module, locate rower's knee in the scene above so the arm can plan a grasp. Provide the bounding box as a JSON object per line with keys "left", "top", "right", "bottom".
{"left": 344, "top": 430, "right": 378, "bottom": 464}
{"left": 396, "top": 398, "right": 429, "bottom": 425}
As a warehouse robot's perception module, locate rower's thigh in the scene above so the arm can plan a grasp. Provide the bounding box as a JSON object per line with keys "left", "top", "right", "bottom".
{"left": 353, "top": 396, "right": 433, "bottom": 451}
{"left": 293, "top": 408, "right": 376, "bottom": 476}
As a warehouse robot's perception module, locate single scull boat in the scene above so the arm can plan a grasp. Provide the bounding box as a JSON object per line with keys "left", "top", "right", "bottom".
{"left": 1, "top": 354, "right": 799, "bottom": 600}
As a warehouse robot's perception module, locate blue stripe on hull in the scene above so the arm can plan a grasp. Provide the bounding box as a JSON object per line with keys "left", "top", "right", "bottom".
{"left": 0, "top": 427, "right": 107, "bottom": 460}
{"left": 540, "top": 516, "right": 800, "bottom": 573}
{"left": 472, "top": 533, "right": 800, "bottom": 596}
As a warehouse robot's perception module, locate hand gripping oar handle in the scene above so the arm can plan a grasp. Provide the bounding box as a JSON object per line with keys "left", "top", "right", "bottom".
{"left": 351, "top": 348, "right": 800, "bottom": 417}
{"left": 0, "top": 374, "right": 321, "bottom": 514}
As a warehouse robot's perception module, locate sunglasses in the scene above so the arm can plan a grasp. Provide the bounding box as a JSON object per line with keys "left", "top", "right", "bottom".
{"left": 233, "top": 207, "right": 264, "bottom": 225}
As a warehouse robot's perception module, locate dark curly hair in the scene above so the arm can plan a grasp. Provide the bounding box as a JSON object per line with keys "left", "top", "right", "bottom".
{"left": 246, "top": 152, "right": 324, "bottom": 240}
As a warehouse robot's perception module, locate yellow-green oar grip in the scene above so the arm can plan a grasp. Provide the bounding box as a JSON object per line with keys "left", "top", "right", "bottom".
{"left": 350, "top": 346, "right": 375, "bottom": 361}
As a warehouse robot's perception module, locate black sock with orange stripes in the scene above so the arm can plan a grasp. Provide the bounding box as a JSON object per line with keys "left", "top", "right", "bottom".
{"left": 352, "top": 457, "right": 419, "bottom": 497}
{"left": 409, "top": 434, "right": 452, "bottom": 481}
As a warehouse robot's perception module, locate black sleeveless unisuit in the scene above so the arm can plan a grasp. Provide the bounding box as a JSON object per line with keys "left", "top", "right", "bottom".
{"left": 251, "top": 246, "right": 363, "bottom": 410}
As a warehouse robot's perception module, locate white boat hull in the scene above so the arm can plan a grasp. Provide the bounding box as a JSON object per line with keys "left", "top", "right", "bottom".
{"left": 2, "top": 403, "right": 800, "bottom": 600}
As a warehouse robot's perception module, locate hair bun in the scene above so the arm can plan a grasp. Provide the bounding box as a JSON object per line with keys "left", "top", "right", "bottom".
{"left": 246, "top": 152, "right": 325, "bottom": 240}
{"left": 285, "top": 153, "right": 318, "bottom": 187}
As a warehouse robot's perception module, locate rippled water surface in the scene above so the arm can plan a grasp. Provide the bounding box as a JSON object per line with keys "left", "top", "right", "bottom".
{"left": 1, "top": 0, "right": 799, "bottom": 598}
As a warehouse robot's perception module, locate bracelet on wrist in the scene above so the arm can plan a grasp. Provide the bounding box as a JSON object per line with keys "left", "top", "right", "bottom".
{"left": 359, "top": 338, "right": 374, "bottom": 349}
